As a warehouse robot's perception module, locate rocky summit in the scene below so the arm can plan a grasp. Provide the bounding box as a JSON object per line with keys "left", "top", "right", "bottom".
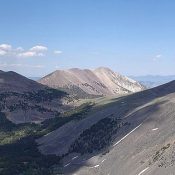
{"left": 39, "top": 67, "right": 145, "bottom": 98}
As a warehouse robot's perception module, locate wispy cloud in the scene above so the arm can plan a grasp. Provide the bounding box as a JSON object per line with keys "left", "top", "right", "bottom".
{"left": 153, "top": 54, "right": 162, "bottom": 61}
{"left": 16, "top": 47, "right": 24, "bottom": 51}
{"left": 0, "top": 44, "right": 12, "bottom": 56}
{"left": 156, "top": 54, "right": 162, "bottom": 58}
{"left": 54, "top": 50, "right": 62, "bottom": 55}
{"left": 0, "top": 63, "right": 45, "bottom": 68}
{"left": 18, "top": 45, "right": 47, "bottom": 58}
{"left": 18, "top": 51, "right": 38, "bottom": 58}
{"left": 0, "top": 44, "right": 12, "bottom": 51}
{"left": 30, "top": 45, "right": 48, "bottom": 52}
{"left": 0, "top": 50, "right": 7, "bottom": 56}
{"left": 0, "top": 43, "right": 64, "bottom": 59}
{"left": 0, "top": 43, "right": 48, "bottom": 58}
{"left": 18, "top": 51, "right": 45, "bottom": 58}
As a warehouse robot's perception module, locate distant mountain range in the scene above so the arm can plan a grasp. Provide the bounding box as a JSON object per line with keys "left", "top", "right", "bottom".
{"left": 131, "top": 75, "right": 175, "bottom": 88}
{"left": 28, "top": 77, "right": 41, "bottom": 81}
{"left": 39, "top": 67, "right": 145, "bottom": 98}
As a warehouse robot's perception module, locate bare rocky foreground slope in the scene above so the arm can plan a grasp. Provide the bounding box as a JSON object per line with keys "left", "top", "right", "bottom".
{"left": 0, "top": 70, "right": 71, "bottom": 123}
{"left": 39, "top": 67, "right": 144, "bottom": 98}
{"left": 37, "top": 80, "right": 175, "bottom": 175}
{"left": 1, "top": 69, "right": 175, "bottom": 175}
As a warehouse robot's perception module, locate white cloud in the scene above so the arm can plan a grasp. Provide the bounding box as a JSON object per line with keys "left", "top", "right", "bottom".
{"left": 0, "top": 44, "right": 12, "bottom": 56}
{"left": 37, "top": 53, "right": 45, "bottom": 57}
{"left": 0, "top": 43, "right": 48, "bottom": 58}
{"left": 18, "top": 45, "right": 48, "bottom": 58}
{"left": 153, "top": 54, "right": 162, "bottom": 61}
{"left": 16, "top": 47, "right": 24, "bottom": 51}
{"left": 54, "top": 50, "right": 62, "bottom": 55}
{"left": 0, "top": 43, "right": 66, "bottom": 58}
{"left": 0, "top": 50, "right": 7, "bottom": 56}
{"left": 18, "top": 51, "right": 38, "bottom": 58}
{"left": 0, "top": 44, "right": 12, "bottom": 51}
{"left": 156, "top": 54, "right": 162, "bottom": 58}
{"left": 0, "top": 63, "right": 44, "bottom": 68}
{"left": 18, "top": 51, "right": 46, "bottom": 58}
{"left": 30, "top": 45, "right": 48, "bottom": 52}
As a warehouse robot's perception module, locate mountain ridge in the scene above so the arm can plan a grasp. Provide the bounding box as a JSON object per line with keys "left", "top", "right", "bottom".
{"left": 39, "top": 67, "right": 145, "bottom": 98}
{"left": 0, "top": 70, "right": 71, "bottom": 123}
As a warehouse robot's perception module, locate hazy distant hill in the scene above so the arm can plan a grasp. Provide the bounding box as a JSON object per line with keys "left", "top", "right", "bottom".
{"left": 39, "top": 67, "right": 145, "bottom": 98}
{"left": 131, "top": 75, "right": 175, "bottom": 88}
{"left": 28, "top": 77, "right": 41, "bottom": 81}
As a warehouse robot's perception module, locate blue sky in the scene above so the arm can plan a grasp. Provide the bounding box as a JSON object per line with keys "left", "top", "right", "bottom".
{"left": 1, "top": 0, "right": 175, "bottom": 76}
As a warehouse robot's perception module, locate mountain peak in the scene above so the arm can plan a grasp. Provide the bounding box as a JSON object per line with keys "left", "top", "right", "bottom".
{"left": 39, "top": 67, "right": 145, "bottom": 98}
{"left": 94, "top": 67, "right": 113, "bottom": 72}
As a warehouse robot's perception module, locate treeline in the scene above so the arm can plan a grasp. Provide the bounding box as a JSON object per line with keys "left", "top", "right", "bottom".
{"left": 0, "top": 102, "right": 93, "bottom": 175}
{"left": 69, "top": 117, "right": 130, "bottom": 154}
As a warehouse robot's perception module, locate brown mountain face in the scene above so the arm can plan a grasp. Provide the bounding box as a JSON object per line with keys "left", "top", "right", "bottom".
{"left": 0, "top": 71, "right": 70, "bottom": 124}
{"left": 39, "top": 67, "right": 145, "bottom": 98}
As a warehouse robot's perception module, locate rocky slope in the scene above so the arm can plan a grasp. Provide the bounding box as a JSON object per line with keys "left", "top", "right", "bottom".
{"left": 39, "top": 67, "right": 145, "bottom": 98}
{"left": 37, "top": 80, "right": 175, "bottom": 175}
{"left": 94, "top": 67, "right": 144, "bottom": 94}
{"left": 0, "top": 70, "right": 70, "bottom": 123}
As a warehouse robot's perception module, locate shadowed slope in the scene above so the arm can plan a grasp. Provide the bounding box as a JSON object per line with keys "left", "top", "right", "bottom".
{"left": 0, "top": 70, "right": 70, "bottom": 123}
{"left": 37, "top": 80, "right": 175, "bottom": 175}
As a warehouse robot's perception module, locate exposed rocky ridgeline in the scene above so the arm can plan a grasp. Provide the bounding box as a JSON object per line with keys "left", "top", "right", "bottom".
{"left": 39, "top": 67, "right": 145, "bottom": 98}
{"left": 0, "top": 70, "right": 71, "bottom": 124}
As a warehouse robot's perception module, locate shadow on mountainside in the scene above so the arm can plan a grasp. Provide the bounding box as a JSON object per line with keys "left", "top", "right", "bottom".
{"left": 1, "top": 81, "right": 175, "bottom": 175}
{"left": 59, "top": 81, "right": 175, "bottom": 174}
{"left": 63, "top": 99, "right": 169, "bottom": 174}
